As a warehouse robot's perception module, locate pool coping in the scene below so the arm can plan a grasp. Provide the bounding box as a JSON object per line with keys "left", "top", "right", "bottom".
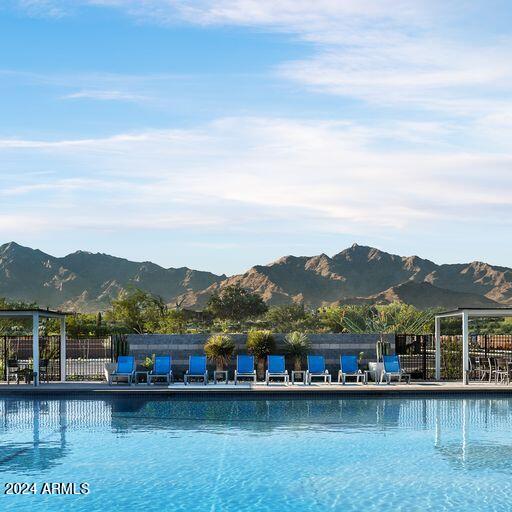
{"left": 2, "top": 382, "right": 512, "bottom": 398}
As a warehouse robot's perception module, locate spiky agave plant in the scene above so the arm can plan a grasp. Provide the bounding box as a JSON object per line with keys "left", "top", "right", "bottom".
{"left": 204, "top": 334, "right": 236, "bottom": 371}
{"left": 246, "top": 330, "right": 275, "bottom": 379}
{"left": 284, "top": 331, "right": 311, "bottom": 371}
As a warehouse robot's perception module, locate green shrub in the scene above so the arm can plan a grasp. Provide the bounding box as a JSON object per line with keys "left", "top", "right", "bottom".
{"left": 204, "top": 334, "right": 236, "bottom": 370}
{"left": 284, "top": 331, "right": 311, "bottom": 370}
{"left": 246, "top": 330, "right": 275, "bottom": 357}
{"left": 246, "top": 330, "right": 275, "bottom": 378}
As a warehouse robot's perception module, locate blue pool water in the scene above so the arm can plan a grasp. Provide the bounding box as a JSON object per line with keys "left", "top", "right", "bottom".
{"left": 0, "top": 395, "right": 511, "bottom": 511}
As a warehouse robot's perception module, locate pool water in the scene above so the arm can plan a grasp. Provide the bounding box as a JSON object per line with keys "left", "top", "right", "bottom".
{"left": 1, "top": 395, "right": 511, "bottom": 511}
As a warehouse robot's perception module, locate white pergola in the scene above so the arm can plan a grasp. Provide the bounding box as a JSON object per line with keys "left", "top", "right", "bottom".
{"left": 0, "top": 309, "right": 68, "bottom": 385}
{"left": 434, "top": 307, "right": 512, "bottom": 384}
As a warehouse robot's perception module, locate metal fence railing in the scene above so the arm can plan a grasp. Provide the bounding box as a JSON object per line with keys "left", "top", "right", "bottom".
{"left": 395, "top": 334, "right": 512, "bottom": 381}
{"left": 0, "top": 336, "right": 112, "bottom": 382}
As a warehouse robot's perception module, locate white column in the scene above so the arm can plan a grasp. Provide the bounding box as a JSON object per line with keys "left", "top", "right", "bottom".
{"left": 462, "top": 311, "right": 469, "bottom": 385}
{"left": 60, "top": 316, "right": 66, "bottom": 383}
{"left": 435, "top": 316, "right": 441, "bottom": 381}
{"left": 32, "top": 312, "right": 39, "bottom": 386}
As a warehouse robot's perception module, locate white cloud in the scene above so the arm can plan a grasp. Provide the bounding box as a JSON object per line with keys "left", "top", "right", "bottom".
{"left": 62, "top": 90, "right": 150, "bottom": 102}
{"left": 2, "top": 117, "right": 512, "bottom": 240}
{"left": 10, "top": 0, "right": 69, "bottom": 17}
{"left": 11, "top": 1, "right": 512, "bottom": 121}
{"left": 5, "top": 0, "right": 512, "bottom": 254}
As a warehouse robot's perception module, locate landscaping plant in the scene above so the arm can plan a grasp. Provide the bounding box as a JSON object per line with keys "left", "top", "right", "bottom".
{"left": 246, "top": 330, "right": 275, "bottom": 379}
{"left": 204, "top": 333, "right": 236, "bottom": 371}
{"left": 284, "top": 331, "right": 311, "bottom": 371}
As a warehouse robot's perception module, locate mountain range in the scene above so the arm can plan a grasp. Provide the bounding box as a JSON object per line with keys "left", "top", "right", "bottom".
{"left": 0, "top": 242, "right": 509, "bottom": 312}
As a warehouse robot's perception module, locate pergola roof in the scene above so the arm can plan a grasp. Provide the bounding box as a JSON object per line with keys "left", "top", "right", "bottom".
{"left": 0, "top": 308, "right": 70, "bottom": 319}
{"left": 0, "top": 309, "right": 70, "bottom": 386}
{"left": 436, "top": 307, "right": 512, "bottom": 319}
{"left": 0, "top": 309, "right": 70, "bottom": 385}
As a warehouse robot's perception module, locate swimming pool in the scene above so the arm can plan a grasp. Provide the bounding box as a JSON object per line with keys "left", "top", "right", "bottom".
{"left": 0, "top": 395, "right": 511, "bottom": 511}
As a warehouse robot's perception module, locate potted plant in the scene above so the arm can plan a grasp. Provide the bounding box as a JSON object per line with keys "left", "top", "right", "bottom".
{"left": 284, "top": 331, "right": 311, "bottom": 371}
{"left": 246, "top": 330, "right": 275, "bottom": 379}
{"left": 204, "top": 334, "right": 236, "bottom": 371}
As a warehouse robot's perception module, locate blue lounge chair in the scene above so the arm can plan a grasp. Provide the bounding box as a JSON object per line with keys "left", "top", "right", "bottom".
{"left": 109, "top": 355, "right": 135, "bottom": 385}
{"left": 184, "top": 355, "right": 208, "bottom": 385}
{"left": 234, "top": 355, "right": 256, "bottom": 384}
{"left": 338, "top": 355, "right": 364, "bottom": 384}
{"left": 306, "top": 355, "right": 331, "bottom": 384}
{"left": 381, "top": 355, "right": 411, "bottom": 384}
{"left": 265, "top": 355, "right": 289, "bottom": 385}
{"left": 148, "top": 355, "right": 173, "bottom": 385}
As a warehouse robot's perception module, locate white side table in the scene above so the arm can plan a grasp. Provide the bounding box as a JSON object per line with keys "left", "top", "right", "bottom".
{"left": 291, "top": 370, "right": 306, "bottom": 385}
{"left": 366, "top": 362, "right": 384, "bottom": 384}
{"left": 214, "top": 370, "right": 228, "bottom": 384}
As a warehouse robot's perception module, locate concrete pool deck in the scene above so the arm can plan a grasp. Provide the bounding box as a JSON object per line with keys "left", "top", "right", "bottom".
{"left": 1, "top": 381, "right": 511, "bottom": 396}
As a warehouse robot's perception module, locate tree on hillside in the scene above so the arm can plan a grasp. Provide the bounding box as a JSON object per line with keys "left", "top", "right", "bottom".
{"left": 0, "top": 297, "right": 38, "bottom": 335}
{"left": 264, "top": 304, "right": 319, "bottom": 332}
{"left": 156, "top": 309, "right": 187, "bottom": 334}
{"left": 321, "top": 302, "right": 435, "bottom": 359}
{"left": 321, "top": 303, "right": 434, "bottom": 335}
{"left": 206, "top": 284, "right": 268, "bottom": 322}
{"left": 107, "top": 288, "right": 166, "bottom": 334}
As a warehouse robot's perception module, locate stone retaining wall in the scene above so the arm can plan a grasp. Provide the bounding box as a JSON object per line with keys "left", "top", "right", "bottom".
{"left": 127, "top": 333, "right": 394, "bottom": 377}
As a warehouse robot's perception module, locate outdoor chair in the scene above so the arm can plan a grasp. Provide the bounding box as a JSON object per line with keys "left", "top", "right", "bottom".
{"left": 6, "top": 359, "right": 21, "bottom": 385}
{"left": 338, "top": 355, "right": 365, "bottom": 384}
{"left": 39, "top": 358, "right": 50, "bottom": 383}
{"left": 475, "top": 357, "right": 492, "bottom": 382}
{"left": 148, "top": 355, "right": 173, "bottom": 385}
{"left": 493, "top": 358, "right": 509, "bottom": 384}
{"left": 265, "top": 355, "right": 289, "bottom": 385}
{"left": 234, "top": 355, "right": 256, "bottom": 384}
{"left": 306, "top": 355, "right": 331, "bottom": 384}
{"left": 184, "top": 355, "right": 208, "bottom": 385}
{"left": 380, "top": 355, "right": 411, "bottom": 384}
{"left": 109, "top": 355, "right": 136, "bottom": 385}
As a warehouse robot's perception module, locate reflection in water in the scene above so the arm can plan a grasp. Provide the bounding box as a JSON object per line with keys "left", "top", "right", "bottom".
{"left": 1, "top": 396, "right": 512, "bottom": 475}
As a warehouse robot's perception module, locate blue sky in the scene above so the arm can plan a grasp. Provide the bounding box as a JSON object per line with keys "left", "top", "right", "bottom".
{"left": 1, "top": 1, "right": 512, "bottom": 274}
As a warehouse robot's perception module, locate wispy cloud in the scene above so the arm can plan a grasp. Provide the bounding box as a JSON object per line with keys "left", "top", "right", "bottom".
{"left": 4, "top": 0, "right": 512, "bottom": 267}
{"left": 62, "top": 89, "right": 151, "bottom": 102}
{"left": 11, "top": 1, "right": 512, "bottom": 120}
{"left": 2, "top": 117, "right": 512, "bottom": 239}
{"left": 9, "top": 0, "right": 69, "bottom": 18}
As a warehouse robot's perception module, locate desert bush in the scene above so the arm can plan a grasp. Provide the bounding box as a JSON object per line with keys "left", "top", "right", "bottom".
{"left": 284, "top": 331, "right": 311, "bottom": 370}
{"left": 205, "top": 333, "right": 236, "bottom": 370}
{"left": 246, "top": 330, "right": 275, "bottom": 378}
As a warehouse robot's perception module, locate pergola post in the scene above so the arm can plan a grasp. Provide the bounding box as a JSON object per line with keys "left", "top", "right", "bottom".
{"left": 32, "top": 312, "right": 39, "bottom": 386}
{"left": 60, "top": 316, "right": 66, "bottom": 382}
{"left": 462, "top": 311, "right": 469, "bottom": 385}
{"left": 435, "top": 316, "right": 441, "bottom": 381}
